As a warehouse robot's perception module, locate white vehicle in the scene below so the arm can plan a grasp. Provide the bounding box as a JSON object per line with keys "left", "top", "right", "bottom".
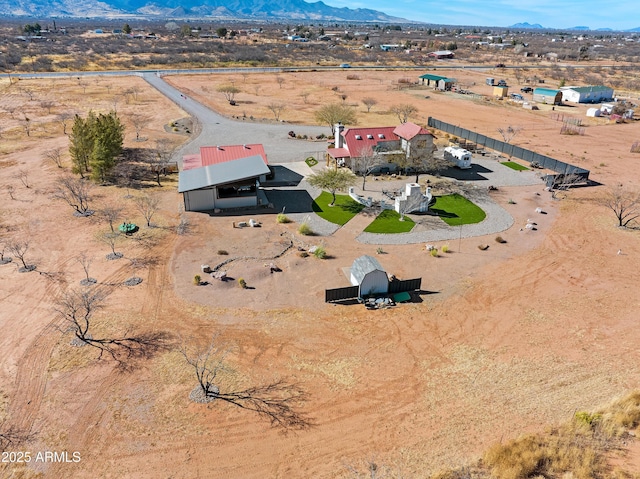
{"left": 444, "top": 146, "right": 472, "bottom": 169}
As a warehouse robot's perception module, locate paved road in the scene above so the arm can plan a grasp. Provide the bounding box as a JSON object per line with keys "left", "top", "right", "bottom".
{"left": 143, "top": 72, "right": 328, "bottom": 165}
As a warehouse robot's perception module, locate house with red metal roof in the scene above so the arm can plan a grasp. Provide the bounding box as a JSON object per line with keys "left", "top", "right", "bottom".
{"left": 179, "top": 144, "right": 270, "bottom": 212}
{"left": 327, "top": 122, "right": 435, "bottom": 174}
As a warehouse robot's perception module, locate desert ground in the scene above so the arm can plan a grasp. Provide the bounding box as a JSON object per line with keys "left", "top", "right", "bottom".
{"left": 1, "top": 66, "right": 640, "bottom": 478}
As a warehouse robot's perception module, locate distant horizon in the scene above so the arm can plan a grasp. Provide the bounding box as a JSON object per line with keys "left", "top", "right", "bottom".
{"left": 326, "top": 0, "right": 640, "bottom": 31}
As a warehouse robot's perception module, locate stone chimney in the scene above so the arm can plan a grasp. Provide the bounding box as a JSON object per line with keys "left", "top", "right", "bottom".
{"left": 334, "top": 123, "right": 345, "bottom": 148}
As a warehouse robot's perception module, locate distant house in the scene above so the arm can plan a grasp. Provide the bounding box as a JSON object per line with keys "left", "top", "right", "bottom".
{"left": 327, "top": 122, "right": 435, "bottom": 173}
{"left": 419, "top": 73, "right": 455, "bottom": 90}
{"left": 178, "top": 145, "right": 270, "bottom": 212}
{"left": 350, "top": 255, "right": 389, "bottom": 297}
{"left": 560, "top": 85, "right": 614, "bottom": 103}
{"left": 428, "top": 50, "right": 455, "bottom": 59}
{"left": 533, "top": 87, "right": 563, "bottom": 105}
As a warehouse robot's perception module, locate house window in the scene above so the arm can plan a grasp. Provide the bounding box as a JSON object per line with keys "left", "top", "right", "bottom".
{"left": 378, "top": 134, "right": 385, "bottom": 139}
{"left": 355, "top": 135, "right": 362, "bottom": 140}
{"left": 367, "top": 134, "right": 373, "bottom": 139}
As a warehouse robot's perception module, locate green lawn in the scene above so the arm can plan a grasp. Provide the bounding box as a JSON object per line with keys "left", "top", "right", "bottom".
{"left": 364, "top": 209, "right": 415, "bottom": 234}
{"left": 430, "top": 194, "right": 486, "bottom": 226}
{"left": 311, "top": 191, "right": 364, "bottom": 225}
{"left": 305, "top": 156, "right": 318, "bottom": 167}
{"left": 501, "top": 161, "right": 530, "bottom": 171}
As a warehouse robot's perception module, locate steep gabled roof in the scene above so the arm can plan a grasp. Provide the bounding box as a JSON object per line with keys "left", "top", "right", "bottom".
{"left": 178, "top": 155, "right": 270, "bottom": 193}
{"left": 393, "top": 122, "right": 432, "bottom": 141}
{"left": 351, "top": 255, "right": 386, "bottom": 284}
{"left": 342, "top": 126, "right": 398, "bottom": 155}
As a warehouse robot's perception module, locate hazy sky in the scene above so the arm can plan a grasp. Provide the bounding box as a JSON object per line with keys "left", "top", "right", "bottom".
{"left": 327, "top": 0, "right": 639, "bottom": 30}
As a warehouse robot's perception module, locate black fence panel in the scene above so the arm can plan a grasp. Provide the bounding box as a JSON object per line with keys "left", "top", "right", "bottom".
{"left": 388, "top": 278, "right": 422, "bottom": 294}
{"left": 325, "top": 286, "right": 359, "bottom": 303}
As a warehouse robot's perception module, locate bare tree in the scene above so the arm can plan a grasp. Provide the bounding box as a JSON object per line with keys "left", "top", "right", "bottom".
{"left": 55, "top": 288, "right": 168, "bottom": 366}
{"left": 22, "top": 115, "right": 32, "bottom": 137}
{"left": 8, "top": 240, "right": 35, "bottom": 272}
{"left": 97, "top": 203, "right": 124, "bottom": 233}
{"left": 134, "top": 195, "right": 160, "bottom": 227}
{"left": 602, "top": 185, "right": 640, "bottom": 227}
{"left": 361, "top": 97, "right": 378, "bottom": 113}
{"left": 299, "top": 91, "right": 310, "bottom": 104}
{"left": 129, "top": 113, "right": 150, "bottom": 141}
{"left": 101, "top": 231, "right": 123, "bottom": 260}
{"left": 40, "top": 100, "right": 55, "bottom": 114}
{"left": 77, "top": 252, "right": 96, "bottom": 285}
{"left": 180, "top": 336, "right": 311, "bottom": 430}
{"left": 353, "top": 145, "right": 382, "bottom": 191}
{"left": 6, "top": 185, "right": 15, "bottom": 201}
{"left": 389, "top": 104, "right": 417, "bottom": 123}
{"left": 0, "top": 425, "right": 34, "bottom": 452}
{"left": 497, "top": 125, "right": 523, "bottom": 143}
{"left": 146, "top": 139, "right": 175, "bottom": 186}
{"left": 15, "top": 169, "right": 30, "bottom": 189}
{"left": 57, "top": 111, "right": 73, "bottom": 135}
{"left": 267, "top": 102, "right": 286, "bottom": 121}
{"left": 276, "top": 76, "right": 285, "bottom": 89}
{"left": 52, "top": 176, "right": 93, "bottom": 216}
{"left": 253, "top": 85, "right": 261, "bottom": 96}
{"left": 44, "top": 148, "right": 64, "bottom": 168}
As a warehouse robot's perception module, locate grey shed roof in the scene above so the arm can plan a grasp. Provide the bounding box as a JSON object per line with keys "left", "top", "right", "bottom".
{"left": 351, "top": 255, "right": 386, "bottom": 284}
{"left": 178, "top": 155, "right": 270, "bottom": 193}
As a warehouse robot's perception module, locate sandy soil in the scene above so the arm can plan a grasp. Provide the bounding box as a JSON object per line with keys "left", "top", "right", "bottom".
{"left": 1, "top": 68, "right": 640, "bottom": 478}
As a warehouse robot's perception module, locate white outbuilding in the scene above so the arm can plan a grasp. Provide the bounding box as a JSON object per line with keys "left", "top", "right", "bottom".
{"left": 350, "top": 255, "right": 389, "bottom": 298}
{"left": 586, "top": 108, "right": 602, "bottom": 117}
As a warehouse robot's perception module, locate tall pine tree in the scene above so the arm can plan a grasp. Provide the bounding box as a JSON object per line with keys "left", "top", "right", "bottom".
{"left": 69, "top": 111, "right": 124, "bottom": 183}
{"left": 69, "top": 112, "right": 96, "bottom": 178}
{"left": 89, "top": 112, "right": 124, "bottom": 183}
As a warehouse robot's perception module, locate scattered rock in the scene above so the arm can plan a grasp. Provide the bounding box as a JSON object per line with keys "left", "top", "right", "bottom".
{"left": 80, "top": 278, "right": 97, "bottom": 286}
{"left": 124, "top": 277, "right": 143, "bottom": 286}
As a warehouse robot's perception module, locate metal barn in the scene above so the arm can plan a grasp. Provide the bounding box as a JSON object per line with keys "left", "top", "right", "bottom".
{"left": 350, "top": 255, "right": 389, "bottom": 298}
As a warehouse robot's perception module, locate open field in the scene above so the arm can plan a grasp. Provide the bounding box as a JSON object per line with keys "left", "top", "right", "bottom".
{"left": 1, "top": 65, "right": 640, "bottom": 478}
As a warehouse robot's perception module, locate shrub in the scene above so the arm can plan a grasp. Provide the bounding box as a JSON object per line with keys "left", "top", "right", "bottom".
{"left": 495, "top": 236, "right": 507, "bottom": 243}
{"left": 313, "top": 246, "right": 327, "bottom": 259}
{"left": 276, "top": 213, "right": 291, "bottom": 224}
{"left": 508, "top": 199, "right": 517, "bottom": 204}
{"left": 376, "top": 247, "right": 385, "bottom": 254}
{"left": 298, "top": 222, "right": 313, "bottom": 236}
{"left": 478, "top": 244, "right": 489, "bottom": 250}
{"left": 238, "top": 278, "right": 247, "bottom": 289}
{"left": 217, "top": 249, "right": 229, "bottom": 255}
{"left": 299, "top": 251, "right": 309, "bottom": 258}
{"left": 430, "top": 248, "right": 439, "bottom": 257}
{"left": 193, "top": 274, "right": 201, "bottom": 285}
{"left": 441, "top": 245, "right": 450, "bottom": 253}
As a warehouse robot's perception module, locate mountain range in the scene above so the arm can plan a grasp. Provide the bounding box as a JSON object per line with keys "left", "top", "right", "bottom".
{"left": 509, "top": 21, "right": 640, "bottom": 32}
{"left": 0, "top": 0, "right": 406, "bottom": 22}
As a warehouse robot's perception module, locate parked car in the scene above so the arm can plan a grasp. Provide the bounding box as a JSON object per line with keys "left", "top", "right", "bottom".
{"left": 339, "top": 63, "right": 351, "bottom": 68}
{"left": 495, "top": 63, "right": 506, "bottom": 68}
{"left": 520, "top": 87, "right": 534, "bottom": 93}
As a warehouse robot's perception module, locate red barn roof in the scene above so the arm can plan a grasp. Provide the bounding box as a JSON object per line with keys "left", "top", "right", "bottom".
{"left": 183, "top": 144, "right": 268, "bottom": 171}
{"left": 393, "top": 122, "right": 432, "bottom": 140}
{"left": 342, "top": 126, "right": 398, "bottom": 155}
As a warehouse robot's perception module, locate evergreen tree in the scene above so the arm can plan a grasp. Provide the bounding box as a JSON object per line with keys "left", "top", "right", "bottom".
{"left": 89, "top": 112, "right": 124, "bottom": 183}
{"left": 69, "top": 112, "right": 96, "bottom": 178}
{"left": 69, "top": 111, "right": 124, "bottom": 183}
